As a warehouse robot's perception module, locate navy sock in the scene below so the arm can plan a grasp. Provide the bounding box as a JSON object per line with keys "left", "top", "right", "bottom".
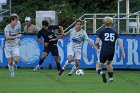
{"left": 39, "top": 59, "right": 44, "bottom": 65}
{"left": 108, "top": 72, "right": 113, "bottom": 78}
{"left": 56, "top": 63, "right": 61, "bottom": 71}
{"left": 97, "top": 69, "right": 104, "bottom": 75}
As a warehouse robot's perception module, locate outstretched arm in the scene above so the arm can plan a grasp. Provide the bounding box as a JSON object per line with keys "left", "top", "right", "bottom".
{"left": 117, "top": 38, "right": 125, "bottom": 60}
{"left": 95, "top": 37, "right": 100, "bottom": 49}
{"left": 50, "top": 26, "right": 65, "bottom": 41}
{"left": 87, "top": 39, "right": 99, "bottom": 53}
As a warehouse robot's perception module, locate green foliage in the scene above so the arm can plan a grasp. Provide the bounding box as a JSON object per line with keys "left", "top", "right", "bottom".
{"left": 0, "top": 0, "right": 139, "bottom": 32}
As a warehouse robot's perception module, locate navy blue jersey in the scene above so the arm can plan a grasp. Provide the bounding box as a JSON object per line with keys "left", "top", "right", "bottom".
{"left": 37, "top": 25, "right": 59, "bottom": 46}
{"left": 98, "top": 28, "right": 119, "bottom": 52}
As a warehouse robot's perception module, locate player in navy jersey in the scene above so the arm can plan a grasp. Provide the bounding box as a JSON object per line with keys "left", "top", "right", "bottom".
{"left": 33, "top": 20, "right": 64, "bottom": 72}
{"left": 96, "top": 16, "right": 125, "bottom": 83}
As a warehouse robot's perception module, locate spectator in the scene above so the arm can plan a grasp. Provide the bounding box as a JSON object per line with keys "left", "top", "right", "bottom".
{"left": 23, "top": 17, "right": 38, "bottom": 34}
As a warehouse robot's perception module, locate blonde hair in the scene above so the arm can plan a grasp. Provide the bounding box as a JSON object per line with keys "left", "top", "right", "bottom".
{"left": 103, "top": 16, "right": 113, "bottom": 27}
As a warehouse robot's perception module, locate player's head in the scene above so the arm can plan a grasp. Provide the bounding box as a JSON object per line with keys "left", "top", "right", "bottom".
{"left": 11, "top": 13, "right": 19, "bottom": 20}
{"left": 42, "top": 20, "right": 49, "bottom": 29}
{"left": 103, "top": 16, "right": 113, "bottom": 27}
{"left": 75, "top": 19, "right": 83, "bottom": 31}
{"left": 9, "top": 16, "right": 18, "bottom": 26}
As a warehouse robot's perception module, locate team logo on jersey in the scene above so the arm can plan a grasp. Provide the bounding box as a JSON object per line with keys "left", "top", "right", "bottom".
{"left": 19, "top": 38, "right": 40, "bottom": 64}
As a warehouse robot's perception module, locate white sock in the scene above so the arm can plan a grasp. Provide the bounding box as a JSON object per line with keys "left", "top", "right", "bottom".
{"left": 69, "top": 65, "right": 78, "bottom": 74}
{"left": 8, "top": 64, "right": 14, "bottom": 74}
{"left": 36, "top": 64, "right": 40, "bottom": 68}
{"left": 100, "top": 71, "right": 104, "bottom": 75}
{"left": 62, "top": 60, "right": 70, "bottom": 70}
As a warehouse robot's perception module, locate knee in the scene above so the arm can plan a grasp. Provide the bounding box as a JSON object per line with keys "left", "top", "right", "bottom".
{"left": 96, "top": 62, "right": 102, "bottom": 71}
{"left": 68, "top": 56, "right": 73, "bottom": 63}
{"left": 106, "top": 61, "right": 111, "bottom": 65}
{"left": 75, "top": 60, "right": 80, "bottom": 66}
{"left": 14, "top": 57, "right": 19, "bottom": 63}
{"left": 42, "top": 57, "right": 46, "bottom": 60}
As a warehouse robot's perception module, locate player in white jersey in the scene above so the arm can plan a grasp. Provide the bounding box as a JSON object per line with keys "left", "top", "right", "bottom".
{"left": 59, "top": 19, "right": 99, "bottom": 76}
{"left": 10, "top": 13, "right": 21, "bottom": 46}
{"left": 4, "top": 16, "right": 22, "bottom": 77}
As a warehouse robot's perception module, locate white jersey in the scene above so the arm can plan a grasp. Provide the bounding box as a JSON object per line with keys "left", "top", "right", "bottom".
{"left": 66, "top": 27, "right": 88, "bottom": 48}
{"left": 4, "top": 24, "right": 20, "bottom": 47}
{"left": 66, "top": 27, "right": 89, "bottom": 60}
{"left": 17, "top": 21, "right": 21, "bottom": 33}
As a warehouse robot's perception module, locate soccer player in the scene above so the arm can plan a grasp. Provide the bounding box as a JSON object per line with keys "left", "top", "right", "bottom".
{"left": 59, "top": 19, "right": 99, "bottom": 76}
{"left": 96, "top": 16, "right": 125, "bottom": 83}
{"left": 4, "top": 16, "right": 22, "bottom": 77}
{"left": 10, "top": 13, "right": 22, "bottom": 69}
{"left": 33, "top": 20, "right": 64, "bottom": 72}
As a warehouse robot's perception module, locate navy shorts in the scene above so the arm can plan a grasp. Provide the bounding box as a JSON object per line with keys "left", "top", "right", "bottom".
{"left": 43, "top": 45, "right": 58, "bottom": 56}
{"left": 99, "top": 50, "right": 115, "bottom": 64}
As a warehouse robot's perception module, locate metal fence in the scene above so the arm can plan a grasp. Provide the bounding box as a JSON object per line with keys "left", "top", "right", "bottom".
{"left": 65, "top": 12, "right": 140, "bottom": 34}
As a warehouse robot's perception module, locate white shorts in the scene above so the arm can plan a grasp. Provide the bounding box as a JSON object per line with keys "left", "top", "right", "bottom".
{"left": 67, "top": 43, "right": 81, "bottom": 60}
{"left": 4, "top": 45, "right": 19, "bottom": 58}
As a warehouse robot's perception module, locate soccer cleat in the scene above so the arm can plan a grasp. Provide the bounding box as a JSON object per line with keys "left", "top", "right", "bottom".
{"left": 33, "top": 67, "right": 40, "bottom": 71}
{"left": 68, "top": 73, "right": 72, "bottom": 76}
{"left": 102, "top": 73, "right": 107, "bottom": 83}
{"left": 58, "top": 69, "right": 64, "bottom": 76}
{"left": 109, "top": 78, "right": 113, "bottom": 82}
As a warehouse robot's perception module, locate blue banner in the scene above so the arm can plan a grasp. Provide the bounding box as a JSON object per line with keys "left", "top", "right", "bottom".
{"left": 0, "top": 35, "right": 140, "bottom": 69}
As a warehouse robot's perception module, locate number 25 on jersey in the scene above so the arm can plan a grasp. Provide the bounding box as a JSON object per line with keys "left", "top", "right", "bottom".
{"left": 104, "top": 33, "right": 115, "bottom": 42}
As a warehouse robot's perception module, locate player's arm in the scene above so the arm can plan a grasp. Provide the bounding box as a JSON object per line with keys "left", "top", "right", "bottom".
{"left": 50, "top": 26, "right": 64, "bottom": 41}
{"left": 36, "top": 31, "right": 49, "bottom": 47}
{"left": 96, "top": 37, "right": 101, "bottom": 49}
{"left": 5, "top": 34, "right": 22, "bottom": 40}
{"left": 117, "top": 38, "right": 125, "bottom": 60}
{"left": 59, "top": 26, "right": 64, "bottom": 35}
{"left": 83, "top": 31, "right": 99, "bottom": 53}
{"left": 36, "top": 37, "right": 49, "bottom": 47}
{"left": 87, "top": 38, "right": 99, "bottom": 53}
{"left": 54, "top": 26, "right": 65, "bottom": 40}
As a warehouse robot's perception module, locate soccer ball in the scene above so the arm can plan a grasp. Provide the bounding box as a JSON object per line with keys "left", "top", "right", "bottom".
{"left": 75, "top": 69, "right": 84, "bottom": 76}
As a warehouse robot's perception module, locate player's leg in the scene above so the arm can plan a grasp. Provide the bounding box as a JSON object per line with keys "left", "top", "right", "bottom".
{"left": 13, "top": 46, "right": 20, "bottom": 69}
{"left": 5, "top": 47, "right": 14, "bottom": 77}
{"left": 96, "top": 52, "right": 107, "bottom": 83}
{"left": 58, "top": 55, "right": 73, "bottom": 76}
{"left": 59, "top": 44, "right": 74, "bottom": 76}
{"left": 33, "top": 52, "right": 47, "bottom": 71}
{"left": 106, "top": 62, "right": 113, "bottom": 82}
{"left": 33, "top": 47, "right": 49, "bottom": 71}
{"left": 68, "top": 59, "right": 79, "bottom": 76}
{"left": 68, "top": 49, "right": 81, "bottom": 76}
{"left": 96, "top": 62, "right": 107, "bottom": 83}
{"left": 13, "top": 56, "right": 19, "bottom": 69}
{"left": 51, "top": 45, "right": 62, "bottom": 72}
{"left": 53, "top": 56, "right": 62, "bottom": 71}
{"left": 8, "top": 57, "right": 15, "bottom": 77}
{"left": 106, "top": 52, "right": 114, "bottom": 82}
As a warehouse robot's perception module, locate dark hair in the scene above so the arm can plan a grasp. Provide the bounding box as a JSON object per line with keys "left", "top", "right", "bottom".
{"left": 42, "top": 20, "right": 49, "bottom": 27}
{"left": 9, "top": 16, "right": 17, "bottom": 23}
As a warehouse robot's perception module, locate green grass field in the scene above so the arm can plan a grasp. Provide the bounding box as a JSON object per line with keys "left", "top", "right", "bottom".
{"left": 0, "top": 68, "right": 139, "bottom": 93}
